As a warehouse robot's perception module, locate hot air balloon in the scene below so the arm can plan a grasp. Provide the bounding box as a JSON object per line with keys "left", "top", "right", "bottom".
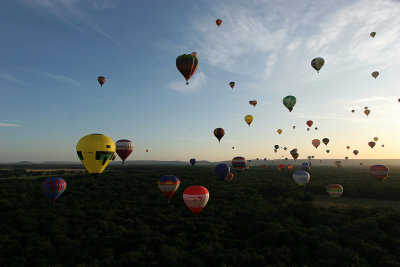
{"left": 368, "top": 141, "right": 376, "bottom": 148}
{"left": 190, "top": 158, "right": 196, "bottom": 166}
{"left": 312, "top": 139, "right": 321, "bottom": 148}
{"left": 249, "top": 100, "right": 257, "bottom": 107}
{"left": 232, "top": 147, "right": 235, "bottom": 149}
{"left": 346, "top": 146, "right": 350, "bottom": 149}
{"left": 215, "top": 163, "right": 230, "bottom": 180}
{"left": 274, "top": 145, "right": 279, "bottom": 149}
{"left": 307, "top": 128, "right": 310, "bottom": 131}
{"left": 41, "top": 178, "right": 66, "bottom": 202}
{"left": 277, "top": 129, "right": 282, "bottom": 134}
{"left": 213, "top": 128, "right": 225, "bottom": 142}
{"left": 370, "top": 165, "right": 389, "bottom": 181}
{"left": 274, "top": 149, "right": 278, "bottom": 153}
{"left": 293, "top": 126, "right": 296, "bottom": 129}
{"left": 76, "top": 134, "right": 116, "bottom": 184}
{"left": 291, "top": 152, "right": 299, "bottom": 160}
{"left": 335, "top": 161, "right": 342, "bottom": 168}
{"left": 301, "top": 162, "right": 310, "bottom": 172}
{"left": 244, "top": 115, "right": 253, "bottom": 126}
{"left": 293, "top": 171, "right": 310, "bottom": 186}
{"left": 353, "top": 150, "right": 359, "bottom": 156}
{"left": 97, "top": 76, "right": 106, "bottom": 87}
{"left": 371, "top": 71, "right": 379, "bottom": 79}
{"left": 232, "top": 156, "right": 247, "bottom": 173}
{"left": 326, "top": 184, "right": 343, "bottom": 198}
{"left": 306, "top": 120, "right": 313, "bottom": 127}
{"left": 115, "top": 139, "right": 134, "bottom": 164}
{"left": 283, "top": 96, "right": 296, "bottom": 112}
{"left": 284, "top": 147, "right": 287, "bottom": 151}
{"left": 326, "top": 150, "right": 330, "bottom": 153}
{"left": 158, "top": 175, "right": 180, "bottom": 203}
{"left": 315, "top": 127, "right": 318, "bottom": 130}
{"left": 287, "top": 164, "right": 293, "bottom": 170}
{"left": 146, "top": 149, "right": 149, "bottom": 152}
{"left": 183, "top": 186, "right": 209, "bottom": 216}
{"left": 225, "top": 172, "right": 234, "bottom": 182}
{"left": 307, "top": 156, "right": 312, "bottom": 161}
{"left": 279, "top": 164, "right": 285, "bottom": 170}
{"left": 345, "top": 156, "right": 348, "bottom": 160}
{"left": 364, "top": 109, "right": 370, "bottom": 116}
{"left": 351, "top": 110, "right": 355, "bottom": 113}
{"left": 311, "top": 57, "right": 325, "bottom": 73}
{"left": 370, "top": 32, "right": 376, "bottom": 38}
{"left": 373, "top": 137, "right": 378, "bottom": 142}
{"left": 381, "top": 144, "right": 385, "bottom": 147}
{"left": 322, "top": 138, "right": 329, "bottom": 146}
{"left": 176, "top": 54, "right": 198, "bottom": 85}
{"left": 216, "top": 19, "right": 222, "bottom": 27}
{"left": 229, "top": 82, "right": 235, "bottom": 89}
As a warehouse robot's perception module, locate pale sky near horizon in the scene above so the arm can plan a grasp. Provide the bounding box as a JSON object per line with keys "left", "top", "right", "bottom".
{"left": 1, "top": 0, "right": 400, "bottom": 163}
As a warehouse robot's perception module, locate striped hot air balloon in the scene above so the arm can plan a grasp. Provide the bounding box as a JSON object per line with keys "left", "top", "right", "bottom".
{"left": 158, "top": 175, "right": 180, "bottom": 202}
{"left": 213, "top": 128, "right": 225, "bottom": 142}
{"left": 293, "top": 171, "right": 310, "bottom": 186}
{"left": 232, "top": 156, "right": 247, "bottom": 173}
{"left": 183, "top": 186, "right": 209, "bottom": 216}
{"left": 326, "top": 184, "right": 343, "bottom": 198}
{"left": 41, "top": 178, "right": 66, "bottom": 202}
{"left": 370, "top": 165, "right": 389, "bottom": 181}
{"left": 115, "top": 139, "right": 134, "bottom": 164}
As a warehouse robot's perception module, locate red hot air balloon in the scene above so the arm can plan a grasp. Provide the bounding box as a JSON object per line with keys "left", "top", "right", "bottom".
{"left": 229, "top": 82, "right": 235, "bottom": 89}
{"left": 370, "top": 165, "right": 389, "bottom": 181}
{"left": 213, "top": 128, "right": 225, "bottom": 142}
{"left": 183, "top": 186, "right": 209, "bottom": 216}
{"left": 216, "top": 19, "right": 222, "bottom": 27}
{"left": 97, "top": 76, "right": 106, "bottom": 87}
{"left": 279, "top": 164, "right": 285, "bottom": 170}
{"left": 249, "top": 100, "right": 257, "bottom": 107}
{"left": 225, "top": 172, "right": 234, "bottom": 182}
{"left": 306, "top": 120, "right": 313, "bottom": 127}
{"left": 312, "top": 139, "right": 321, "bottom": 148}
{"left": 115, "top": 139, "right": 134, "bottom": 164}
{"left": 176, "top": 54, "right": 198, "bottom": 85}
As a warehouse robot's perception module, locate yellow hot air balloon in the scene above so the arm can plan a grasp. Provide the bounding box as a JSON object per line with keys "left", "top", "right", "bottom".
{"left": 277, "top": 129, "right": 282, "bottom": 134}
{"left": 76, "top": 134, "right": 116, "bottom": 182}
{"left": 371, "top": 71, "right": 379, "bottom": 79}
{"left": 373, "top": 137, "right": 378, "bottom": 142}
{"left": 244, "top": 115, "right": 253, "bottom": 126}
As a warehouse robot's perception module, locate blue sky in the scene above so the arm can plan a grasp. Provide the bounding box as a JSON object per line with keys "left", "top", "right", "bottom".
{"left": 1, "top": 0, "right": 400, "bottom": 162}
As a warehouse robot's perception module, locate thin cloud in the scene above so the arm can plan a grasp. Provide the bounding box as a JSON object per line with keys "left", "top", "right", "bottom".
{"left": 0, "top": 121, "right": 22, "bottom": 127}
{"left": 168, "top": 72, "right": 206, "bottom": 92}
{"left": 21, "top": 68, "right": 83, "bottom": 89}
{"left": 0, "top": 73, "right": 24, "bottom": 84}
{"left": 20, "top": 0, "right": 121, "bottom": 46}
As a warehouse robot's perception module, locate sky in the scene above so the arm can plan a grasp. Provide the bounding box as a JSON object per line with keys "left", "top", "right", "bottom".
{"left": 1, "top": 0, "right": 400, "bottom": 163}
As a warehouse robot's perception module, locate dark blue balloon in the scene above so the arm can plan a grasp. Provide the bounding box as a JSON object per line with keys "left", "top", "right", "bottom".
{"left": 215, "top": 163, "right": 230, "bottom": 180}
{"left": 190, "top": 158, "right": 196, "bottom": 166}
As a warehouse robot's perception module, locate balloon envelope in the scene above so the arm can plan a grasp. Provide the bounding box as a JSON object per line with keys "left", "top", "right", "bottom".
{"left": 76, "top": 134, "right": 116, "bottom": 175}
{"left": 373, "top": 137, "right": 378, "bottom": 142}
{"left": 232, "top": 156, "right": 247, "bottom": 173}
{"left": 216, "top": 19, "right": 222, "bottom": 27}
{"left": 190, "top": 158, "right": 196, "bottom": 166}
{"left": 115, "top": 139, "right": 134, "bottom": 163}
{"left": 371, "top": 71, "right": 379, "bottom": 79}
{"left": 311, "top": 57, "right": 325, "bottom": 73}
{"left": 353, "top": 150, "right": 359, "bottom": 155}
{"left": 176, "top": 54, "right": 198, "bottom": 85}
{"left": 370, "top": 165, "right": 389, "bottom": 181}
{"left": 306, "top": 120, "right": 313, "bottom": 127}
{"left": 283, "top": 96, "right": 296, "bottom": 112}
{"left": 368, "top": 141, "right": 376, "bottom": 148}
{"left": 326, "top": 184, "right": 343, "bottom": 198}
{"left": 370, "top": 32, "right": 376, "bottom": 38}
{"left": 41, "top": 178, "right": 66, "bottom": 201}
{"left": 293, "top": 171, "right": 310, "bottom": 186}
{"left": 244, "top": 115, "right": 253, "bottom": 126}
{"left": 277, "top": 129, "right": 282, "bottom": 134}
{"left": 215, "top": 163, "right": 230, "bottom": 180}
{"left": 249, "top": 100, "right": 257, "bottom": 107}
{"left": 183, "top": 186, "right": 209, "bottom": 215}
{"left": 229, "top": 82, "right": 235, "bottom": 89}
{"left": 97, "top": 76, "right": 106, "bottom": 86}
{"left": 322, "top": 138, "right": 329, "bottom": 146}
{"left": 158, "top": 175, "right": 180, "bottom": 200}
{"left": 312, "top": 139, "right": 321, "bottom": 148}
{"left": 213, "top": 128, "right": 225, "bottom": 142}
